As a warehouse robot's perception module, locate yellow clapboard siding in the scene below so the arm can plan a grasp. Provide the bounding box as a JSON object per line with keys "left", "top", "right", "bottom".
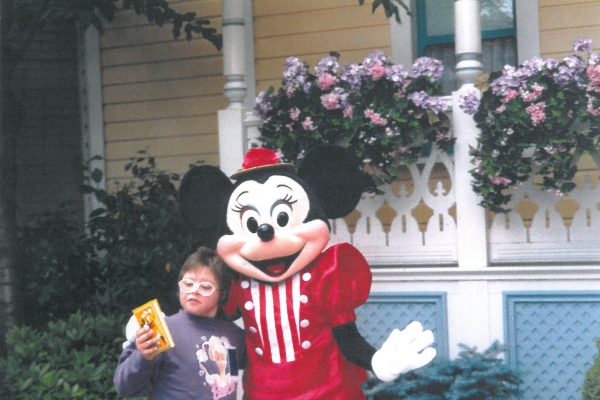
{"left": 102, "top": 57, "right": 222, "bottom": 85}
{"left": 106, "top": 153, "right": 220, "bottom": 187}
{"left": 102, "top": 38, "right": 220, "bottom": 67}
{"left": 539, "top": 2, "right": 600, "bottom": 31}
{"left": 255, "top": 25, "right": 391, "bottom": 60}
{"left": 103, "top": 75, "right": 226, "bottom": 103}
{"left": 104, "top": 94, "right": 228, "bottom": 123}
{"left": 106, "top": 133, "right": 218, "bottom": 159}
{"left": 540, "top": 27, "right": 600, "bottom": 57}
{"left": 255, "top": 47, "right": 393, "bottom": 84}
{"left": 254, "top": 6, "right": 388, "bottom": 38}
{"left": 104, "top": 0, "right": 221, "bottom": 30}
{"left": 101, "top": 16, "right": 223, "bottom": 48}
{"left": 253, "top": 0, "right": 377, "bottom": 17}
{"left": 105, "top": 115, "right": 218, "bottom": 141}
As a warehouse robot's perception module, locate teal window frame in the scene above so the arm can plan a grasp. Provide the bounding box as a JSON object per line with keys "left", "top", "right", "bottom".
{"left": 416, "top": 0, "right": 517, "bottom": 56}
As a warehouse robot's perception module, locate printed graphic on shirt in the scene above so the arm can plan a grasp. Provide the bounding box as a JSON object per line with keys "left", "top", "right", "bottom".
{"left": 196, "top": 336, "right": 239, "bottom": 400}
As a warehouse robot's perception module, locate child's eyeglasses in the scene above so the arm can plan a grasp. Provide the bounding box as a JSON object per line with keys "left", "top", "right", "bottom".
{"left": 178, "top": 279, "right": 217, "bottom": 296}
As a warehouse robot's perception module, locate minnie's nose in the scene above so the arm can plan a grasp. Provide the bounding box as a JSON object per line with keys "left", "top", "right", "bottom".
{"left": 257, "top": 224, "right": 275, "bottom": 242}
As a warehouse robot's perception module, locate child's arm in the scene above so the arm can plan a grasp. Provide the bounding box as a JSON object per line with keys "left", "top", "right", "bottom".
{"left": 113, "top": 328, "right": 160, "bottom": 397}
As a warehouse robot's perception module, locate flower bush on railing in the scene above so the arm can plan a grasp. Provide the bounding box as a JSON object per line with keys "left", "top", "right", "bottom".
{"left": 465, "top": 38, "right": 600, "bottom": 213}
{"left": 253, "top": 51, "right": 454, "bottom": 190}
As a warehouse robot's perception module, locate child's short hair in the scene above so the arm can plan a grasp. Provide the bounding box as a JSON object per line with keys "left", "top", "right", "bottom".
{"left": 179, "top": 246, "right": 232, "bottom": 310}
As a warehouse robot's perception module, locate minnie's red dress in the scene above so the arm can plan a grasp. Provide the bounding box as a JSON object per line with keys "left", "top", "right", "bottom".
{"left": 223, "top": 243, "right": 372, "bottom": 399}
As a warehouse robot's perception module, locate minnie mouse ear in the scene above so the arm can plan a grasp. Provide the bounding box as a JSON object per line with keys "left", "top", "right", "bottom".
{"left": 297, "top": 145, "right": 364, "bottom": 219}
{"left": 178, "top": 165, "right": 233, "bottom": 247}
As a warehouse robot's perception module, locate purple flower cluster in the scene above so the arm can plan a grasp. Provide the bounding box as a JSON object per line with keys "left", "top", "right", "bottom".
{"left": 283, "top": 57, "right": 308, "bottom": 87}
{"left": 411, "top": 57, "right": 444, "bottom": 82}
{"left": 573, "top": 38, "right": 593, "bottom": 53}
{"left": 315, "top": 56, "right": 339, "bottom": 76}
{"left": 340, "top": 63, "right": 363, "bottom": 91}
{"left": 408, "top": 91, "right": 448, "bottom": 114}
{"left": 362, "top": 50, "right": 389, "bottom": 70}
{"left": 458, "top": 88, "right": 480, "bottom": 115}
{"left": 253, "top": 91, "right": 273, "bottom": 120}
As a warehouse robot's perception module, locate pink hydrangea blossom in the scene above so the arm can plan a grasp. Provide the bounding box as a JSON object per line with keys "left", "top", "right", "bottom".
{"left": 503, "top": 89, "right": 518, "bottom": 103}
{"left": 317, "top": 73, "right": 338, "bottom": 90}
{"left": 490, "top": 176, "right": 512, "bottom": 185}
{"left": 364, "top": 109, "right": 388, "bottom": 126}
{"left": 286, "top": 86, "right": 295, "bottom": 98}
{"left": 369, "top": 64, "right": 387, "bottom": 81}
{"left": 320, "top": 93, "right": 340, "bottom": 110}
{"left": 343, "top": 105, "right": 354, "bottom": 118}
{"left": 587, "top": 94, "right": 600, "bottom": 116}
{"left": 520, "top": 82, "right": 543, "bottom": 102}
{"left": 289, "top": 107, "right": 300, "bottom": 121}
{"left": 525, "top": 102, "right": 546, "bottom": 126}
{"left": 398, "top": 146, "right": 408, "bottom": 153}
{"left": 302, "top": 117, "right": 316, "bottom": 131}
{"left": 587, "top": 65, "right": 600, "bottom": 86}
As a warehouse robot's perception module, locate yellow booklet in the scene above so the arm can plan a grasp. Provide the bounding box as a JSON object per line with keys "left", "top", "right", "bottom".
{"left": 132, "top": 299, "right": 175, "bottom": 355}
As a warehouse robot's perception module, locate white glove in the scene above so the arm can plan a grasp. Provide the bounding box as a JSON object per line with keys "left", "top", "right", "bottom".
{"left": 371, "top": 321, "right": 437, "bottom": 382}
{"left": 123, "top": 315, "right": 140, "bottom": 349}
{"left": 122, "top": 312, "right": 167, "bottom": 349}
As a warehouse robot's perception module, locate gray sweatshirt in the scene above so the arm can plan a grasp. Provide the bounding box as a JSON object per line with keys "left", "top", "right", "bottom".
{"left": 114, "top": 309, "right": 246, "bottom": 400}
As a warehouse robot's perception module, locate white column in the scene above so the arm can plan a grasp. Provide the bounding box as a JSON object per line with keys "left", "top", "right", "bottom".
{"left": 79, "top": 25, "right": 106, "bottom": 219}
{"left": 454, "top": 0, "right": 482, "bottom": 85}
{"left": 453, "top": 0, "right": 488, "bottom": 269}
{"left": 218, "top": 0, "right": 249, "bottom": 176}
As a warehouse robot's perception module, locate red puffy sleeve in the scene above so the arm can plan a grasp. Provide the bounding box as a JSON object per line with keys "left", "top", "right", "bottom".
{"left": 313, "top": 243, "right": 372, "bottom": 327}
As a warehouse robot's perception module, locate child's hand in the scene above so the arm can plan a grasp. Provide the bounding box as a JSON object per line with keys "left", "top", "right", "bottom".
{"left": 136, "top": 326, "right": 160, "bottom": 361}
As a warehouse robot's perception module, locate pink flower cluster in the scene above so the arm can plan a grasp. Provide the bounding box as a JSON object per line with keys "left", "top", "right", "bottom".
{"left": 490, "top": 176, "right": 512, "bottom": 185}
{"left": 587, "top": 65, "right": 600, "bottom": 87}
{"left": 320, "top": 93, "right": 340, "bottom": 110}
{"left": 364, "top": 109, "right": 388, "bottom": 126}
{"left": 369, "top": 64, "right": 387, "bottom": 81}
{"left": 525, "top": 102, "right": 546, "bottom": 126}
{"left": 289, "top": 108, "right": 300, "bottom": 121}
{"left": 520, "top": 82, "right": 544, "bottom": 102}
{"left": 302, "top": 117, "right": 316, "bottom": 131}
{"left": 317, "top": 73, "right": 339, "bottom": 90}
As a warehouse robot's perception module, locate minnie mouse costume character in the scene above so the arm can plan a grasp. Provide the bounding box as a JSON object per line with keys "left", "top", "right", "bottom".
{"left": 178, "top": 145, "right": 436, "bottom": 399}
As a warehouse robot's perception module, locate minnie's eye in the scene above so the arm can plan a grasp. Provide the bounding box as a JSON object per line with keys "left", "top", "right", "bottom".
{"left": 241, "top": 208, "right": 260, "bottom": 234}
{"left": 277, "top": 212, "right": 289, "bottom": 227}
{"left": 246, "top": 217, "right": 258, "bottom": 233}
{"left": 272, "top": 202, "right": 292, "bottom": 229}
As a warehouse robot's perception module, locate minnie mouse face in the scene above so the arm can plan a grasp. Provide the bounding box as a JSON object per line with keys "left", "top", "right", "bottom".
{"left": 178, "top": 145, "right": 365, "bottom": 284}
{"left": 217, "top": 174, "right": 330, "bottom": 283}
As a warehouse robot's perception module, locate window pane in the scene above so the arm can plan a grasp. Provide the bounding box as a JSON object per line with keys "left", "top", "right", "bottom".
{"left": 481, "top": 0, "right": 514, "bottom": 31}
{"left": 424, "top": 0, "right": 514, "bottom": 37}
{"left": 424, "top": 0, "right": 454, "bottom": 37}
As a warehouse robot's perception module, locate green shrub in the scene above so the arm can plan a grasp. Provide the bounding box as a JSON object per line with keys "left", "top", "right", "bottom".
{"left": 363, "top": 341, "right": 522, "bottom": 400}
{"left": 83, "top": 152, "right": 202, "bottom": 316}
{"left": 17, "top": 205, "right": 99, "bottom": 328}
{"left": 0, "top": 312, "right": 126, "bottom": 399}
{"left": 582, "top": 337, "right": 600, "bottom": 400}
{"left": 16, "top": 151, "right": 202, "bottom": 329}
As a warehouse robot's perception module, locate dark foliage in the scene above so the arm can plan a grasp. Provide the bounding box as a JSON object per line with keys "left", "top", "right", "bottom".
{"left": 363, "top": 341, "right": 522, "bottom": 400}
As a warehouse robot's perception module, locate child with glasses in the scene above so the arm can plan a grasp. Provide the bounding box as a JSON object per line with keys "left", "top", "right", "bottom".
{"left": 114, "top": 247, "right": 247, "bottom": 400}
